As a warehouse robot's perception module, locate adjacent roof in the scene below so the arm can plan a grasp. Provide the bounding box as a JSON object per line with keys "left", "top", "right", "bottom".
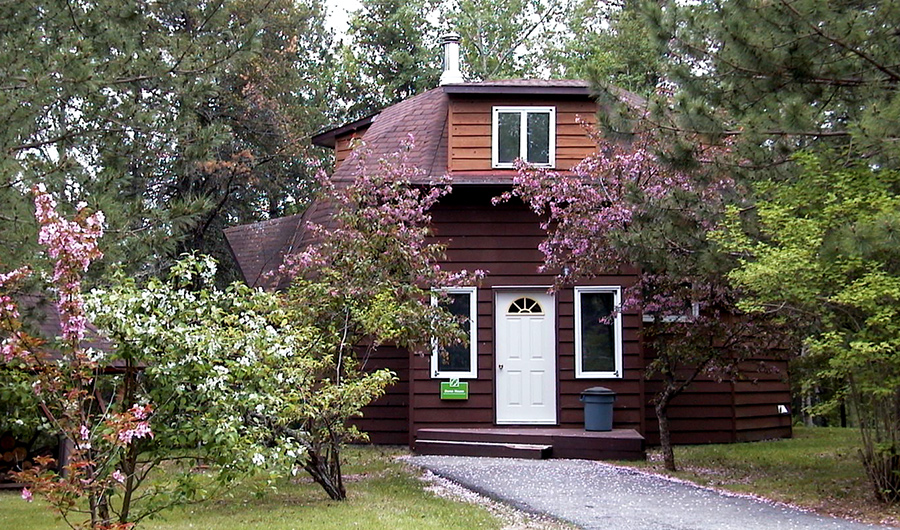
{"left": 311, "top": 113, "right": 378, "bottom": 149}
{"left": 17, "top": 294, "right": 112, "bottom": 353}
{"left": 13, "top": 294, "right": 128, "bottom": 371}
{"left": 223, "top": 213, "right": 306, "bottom": 288}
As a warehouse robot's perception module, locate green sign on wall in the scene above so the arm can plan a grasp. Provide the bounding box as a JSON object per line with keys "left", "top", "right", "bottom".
{"left": 440, "top": 379, "right": 469, "bottom": 400}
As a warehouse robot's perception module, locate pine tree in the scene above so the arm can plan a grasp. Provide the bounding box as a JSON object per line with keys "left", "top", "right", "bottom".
{"left": 0, "top": 0, "right": 334, "bottom": 280}
{"left": 644, "top": 0, "right": 900, "bottom": 169}
{"left": 335, "top": 0, "right": 441, "bottom": 119}
{"left": 641, "top": 0, "right": 900, "bottom": 498}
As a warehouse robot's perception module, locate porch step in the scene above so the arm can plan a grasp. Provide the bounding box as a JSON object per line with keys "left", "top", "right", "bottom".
{"left": 415, "top": 427, "right": 645, "bottom": 461}
{"left": 415, "top": 439, "right": 553, "bottom": 459}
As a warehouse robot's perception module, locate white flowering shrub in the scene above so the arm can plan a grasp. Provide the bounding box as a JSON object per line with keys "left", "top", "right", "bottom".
{"left": 88, "top": 253, "right": 397, "bottom": 504}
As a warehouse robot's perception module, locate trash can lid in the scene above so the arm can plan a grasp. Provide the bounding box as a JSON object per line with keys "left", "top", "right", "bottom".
{"left": 581, "top": 386, "right": 616, "bottom": 396}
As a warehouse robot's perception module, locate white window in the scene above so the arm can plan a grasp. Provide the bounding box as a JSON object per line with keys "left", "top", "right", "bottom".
{"left": 491, "top": 106, "right": 556, "bottom": 168}
{"left": 641, "top": 301, "right": 700, "bottom": 323}
{"left": 574, "top": 286, "right": 623, "bottom": 378}
{"left": 431, "top": 287, "right": 478, "bottom": 379}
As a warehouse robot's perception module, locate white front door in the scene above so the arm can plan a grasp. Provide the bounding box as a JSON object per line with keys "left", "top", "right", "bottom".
{"left": 495, "top": 291, "right": 557, "bottom": 424}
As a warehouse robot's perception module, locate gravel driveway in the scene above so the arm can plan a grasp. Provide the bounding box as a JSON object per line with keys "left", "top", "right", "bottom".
{"left": 406, "top": 455, "right": 890, "bottom": 530}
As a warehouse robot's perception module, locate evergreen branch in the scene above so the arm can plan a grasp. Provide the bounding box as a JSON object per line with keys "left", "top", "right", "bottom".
{"left": 780, "top": 0, "right": 900, "bottom": 83}
{"left": 677, "top": 34, "right": 884, "bottom": 88}
{"left": 7, "top": 128, "right": 127, "bottom": 154}
{"left": 64, "top": 0, "right": 84, "bottom": 36}
{"left": 646, "top": 118, "right": 854, "bottom": 139}
{"left": 681, "top": 38, "right": 881, "bottom": 88}
{"left": 719, "top": 129, "right": 851, "bottom": 138}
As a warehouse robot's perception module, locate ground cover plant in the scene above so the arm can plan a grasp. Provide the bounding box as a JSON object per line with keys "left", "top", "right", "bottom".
{"left": 627, "top": 426, "right": 900, "bottom": 527}
{"left": 0, "top": 447, "right": 519, "bottom": 530}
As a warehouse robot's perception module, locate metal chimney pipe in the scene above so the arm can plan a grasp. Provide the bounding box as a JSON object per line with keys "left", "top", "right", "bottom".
{"left": 439, "top": 32, "right": 464, "bottom": 85}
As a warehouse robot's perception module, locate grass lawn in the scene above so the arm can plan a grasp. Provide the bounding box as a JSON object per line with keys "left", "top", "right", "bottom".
{"left": 623, "top": 426, "right": 900, "bottom": 527}
{"left": 0, "top": 446, "right": 543, "bottom": 530}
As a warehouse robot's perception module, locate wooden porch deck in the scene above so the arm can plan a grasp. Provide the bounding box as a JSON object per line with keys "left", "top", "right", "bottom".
{"left": 414, "top": 427, "right": 645, "bottom": 461}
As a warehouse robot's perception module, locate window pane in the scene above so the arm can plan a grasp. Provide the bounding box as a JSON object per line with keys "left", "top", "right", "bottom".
{"left": 497, "top": 112, "right": 521, "bottom": 164}
{"left": 526, "top": 112, "right": 550, "bottom": 164}
{"left": 439, "top": 293, "right": 472, "bottom": 372}
{"left": 580, "top": 292, "right": 616, "bottom": 373}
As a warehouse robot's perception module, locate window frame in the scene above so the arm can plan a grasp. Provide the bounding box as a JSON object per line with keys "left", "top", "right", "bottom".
{"left": 431, "top": 286, "right": 478, "bottom": 379}
{"left": 574, "top": 286, "right": 624, "bottom": 379}
{"left": 491, "top": 106, "right": 556, "bottom": 169}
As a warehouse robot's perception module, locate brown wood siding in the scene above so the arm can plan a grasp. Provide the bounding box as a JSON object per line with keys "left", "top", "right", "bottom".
{"left": 733, "top": 358, "right": 792, "bottom": 441}
{"left": 448, "top": 97, "right": 598, "bottom": 173}
{"left": 642, "top": 354, "right": 792, "bottom": 445}
{"left": 350, "top": 188, "right": 791, "bottom": 447}
{"left": 351, "top": 345, "right": 410, "bottom": 445}
{"left": 410, "top": 187, "right": 642, "bottom": 439}
{"left": 334, "top": 127, "right": 368, "bottom": 170}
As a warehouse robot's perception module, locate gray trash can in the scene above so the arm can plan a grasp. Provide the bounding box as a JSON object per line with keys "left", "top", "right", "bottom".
{"left": 580, "top": 386, "right": 616, "bottom": 431}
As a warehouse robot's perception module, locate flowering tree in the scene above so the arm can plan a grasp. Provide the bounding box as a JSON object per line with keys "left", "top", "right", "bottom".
{"left": 0, "top": 186, "right": 131, "bottom": 528}
{"left": 504, "top": 131, "right": 783, "bottom": 471}
{"left": 2, "top": 190, "right": 277, "bottom": 529}
{"left": 2, "top": 140, "right": 474, "bottom": 519}
{"left": 91, "top": 252, "right": 399, "bottom": 504}
{"left": 266, "top": 138, "right": 483, "bottom": 500}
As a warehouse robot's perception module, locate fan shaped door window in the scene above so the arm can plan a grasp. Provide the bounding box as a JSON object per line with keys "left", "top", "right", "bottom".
{"left": 495, "top": 291, "right": 556, "bottom": 424}
{"left": 508, "top": 297, "right": 543, "bottom": 315}
{"left": 492, "top": 107, "right": 556, "bottom": 168}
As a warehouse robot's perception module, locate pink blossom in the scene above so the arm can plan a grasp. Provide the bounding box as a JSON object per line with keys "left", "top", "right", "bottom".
{"left": 112, "top": 470, "right": 126, "bottom": 483}
{"left": 129, "top": 403, "right": 152, "bottom": 420}
{"left": 1, "top": 335, "right": 25, "bottom": 362}
{"left": 21, "top": 487, "right": 32, "bottom": 502}
{"left": 0, "top": 267, "right": 31, "bottom": 289}
{"left": 80, "top": 424, "right": 90, "bottom": 440}
{"left": 117, "top": 421, "right": 153, "bottom": 445}
{"left": 30, "top": 186, "right": 104, "bottom": 344}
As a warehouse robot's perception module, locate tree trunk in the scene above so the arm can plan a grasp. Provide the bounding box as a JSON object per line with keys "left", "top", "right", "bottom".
{"left": 655, "top": 392, "right": 677, "bottom": 472}
{"left": 303, "top": 448, "right": 346, "bottom": 501}
{"left": 119, "top": 363, "right": 138, "bottom": 523}
{"left": 88, "top": 491, "right": 111, "bottom": 529}
{"left": 98, "top": 494, "right": 110, "bottom": 527}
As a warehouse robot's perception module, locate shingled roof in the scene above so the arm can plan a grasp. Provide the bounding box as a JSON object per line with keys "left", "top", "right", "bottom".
{"left": 332, "top": 87, "right": 450, "bottom": 182}
{"left": 226, "top": 79, "right": 622, "bottom": 287}
{"left": 223, "top": 213, "right": 306, "bottom": 288}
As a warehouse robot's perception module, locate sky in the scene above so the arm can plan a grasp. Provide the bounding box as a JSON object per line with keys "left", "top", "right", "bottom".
{"left": 325, "top": 0, "right": 363, "bottom": 37}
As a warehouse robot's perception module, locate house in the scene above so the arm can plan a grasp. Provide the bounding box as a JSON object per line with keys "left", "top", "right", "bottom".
{"left": 224, "top": 35, "right": 792, "bottom": 460}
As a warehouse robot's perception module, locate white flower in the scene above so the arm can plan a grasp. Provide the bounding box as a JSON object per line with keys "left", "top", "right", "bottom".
{"left": 252, "top": 453, "right": 265, "bottom": 466}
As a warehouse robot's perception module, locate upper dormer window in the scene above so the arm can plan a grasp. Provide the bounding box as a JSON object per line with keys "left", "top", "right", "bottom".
{"left": 491, "top": 106, "right": 556, "bottom": 169}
